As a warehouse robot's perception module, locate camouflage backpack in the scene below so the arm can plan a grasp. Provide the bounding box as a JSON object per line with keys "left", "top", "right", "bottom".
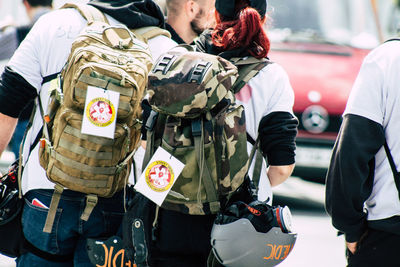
{"left": 142, "top": 45, "right": 268, "bottom": 215}
{"left": 38, "top": 3, "right": 170, "bottom": 233}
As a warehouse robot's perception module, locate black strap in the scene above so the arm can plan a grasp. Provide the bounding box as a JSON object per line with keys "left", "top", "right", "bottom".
{"left": 131, "top": 218, "right": 149, "bottom": 267}
{"left": 383, "top": 141, "right": 400, "bottom": 200}
{"left": 384, "top": 38, "right": 400, "bottom": 44}
{"left": 41, "top": 72, "right": 60, "bottom": 85}
{"left": 30, "top": 127, "right": 43, "bottom": 154}
{"left": 247, "top": 132, "right": 256, "bottom": 146}
{"left": 20, "top": 109, "right": 43, "bottom": 158}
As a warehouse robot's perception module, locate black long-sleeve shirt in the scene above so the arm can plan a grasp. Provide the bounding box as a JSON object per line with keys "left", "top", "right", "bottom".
{"left": 325, "top": 114, "right": 387, "bottom": 242}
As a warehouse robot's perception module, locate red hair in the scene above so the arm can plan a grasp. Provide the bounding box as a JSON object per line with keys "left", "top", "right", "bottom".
{"left": 212, "top": 1, "right": 270, "bottom": 59}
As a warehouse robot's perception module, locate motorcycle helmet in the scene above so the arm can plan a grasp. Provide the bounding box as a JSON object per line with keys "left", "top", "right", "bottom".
{"left": 211, "top": 200, "right": 297, "bottom": 267}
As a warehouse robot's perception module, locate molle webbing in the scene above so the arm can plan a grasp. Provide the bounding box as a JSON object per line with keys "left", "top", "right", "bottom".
{"left": 78, "top": 74, "right": 135, "bottom": 97}
{"left": 39, "top": 2, "right": 163, "bottom": 233}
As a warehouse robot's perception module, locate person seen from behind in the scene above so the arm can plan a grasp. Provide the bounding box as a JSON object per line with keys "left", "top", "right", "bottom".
{"left": 196, "top": 0, "right": 297, "bottom": 196}
{"left": 325, "top": 39, "right": 400, "bottom": 266}
{"left": 138, "top": 0, "right": 216, "bottom": 173}
{"left": 146, "top": 0, "right": 298, "bottom": 266}
{"left": 0, "top": 0, "right": 176, "bottom": 266}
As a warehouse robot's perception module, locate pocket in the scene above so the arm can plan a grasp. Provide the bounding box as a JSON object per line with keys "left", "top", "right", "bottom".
{"left": 22, "top": 197, "right": 63, "bottom": 254}
{"left": 162, "top": 139, "right": 216, "bottom": 203}
{"left": 43, "top": 108, "right": 131, "bottom": 196}
{"left": 65, "top": 56, "right": 141, "bottom": 120}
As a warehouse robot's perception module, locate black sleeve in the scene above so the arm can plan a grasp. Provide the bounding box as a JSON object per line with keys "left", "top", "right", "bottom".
{"left": 325, "top": 114, "right": 385, "bottom": 242}
{"left": 258, "top": 111, "right": 298, "bottom": 165}
{"left": 0, "top": 66, "right": 38, "bottom": 118}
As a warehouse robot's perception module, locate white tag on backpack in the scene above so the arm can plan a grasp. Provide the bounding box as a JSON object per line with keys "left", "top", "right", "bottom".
{"left": 134, "top": 147, "right": 184, "bottom": 206}
{"left": 81, "top": 86, "right": 119, "bottom": 139}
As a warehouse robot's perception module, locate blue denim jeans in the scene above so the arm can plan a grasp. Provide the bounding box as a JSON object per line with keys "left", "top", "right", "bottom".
{"left": 16, "top": 189, "right": 126, "bottom": 267}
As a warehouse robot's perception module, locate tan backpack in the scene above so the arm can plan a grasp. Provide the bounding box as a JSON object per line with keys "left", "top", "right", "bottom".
{"left": 38, "top": 3, "right": 170, "bottom": 233}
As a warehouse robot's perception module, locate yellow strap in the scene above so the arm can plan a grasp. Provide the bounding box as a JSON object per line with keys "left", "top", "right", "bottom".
{"left": 43, "top": 184, "right": 64, "bottom": 233}
{"left": 132, "top": 26, "right": 171, "bottom": 43}
{"left": 80, "top": 194, "right": 98, "bottom": 221}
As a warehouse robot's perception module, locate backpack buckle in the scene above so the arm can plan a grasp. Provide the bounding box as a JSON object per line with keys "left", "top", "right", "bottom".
{"left": 191, "top": 119, "right": 202, "bottom": 137}
{"left": 153, "top": 54, "right": 177, "bottom": 74}
{"left": 188, "top": 61, "right": 211, "bottom": 84}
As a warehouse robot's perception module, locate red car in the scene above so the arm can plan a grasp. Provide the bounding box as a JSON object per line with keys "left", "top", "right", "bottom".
{"left": 267, "top": 0, "right": 391, "bottom": 183}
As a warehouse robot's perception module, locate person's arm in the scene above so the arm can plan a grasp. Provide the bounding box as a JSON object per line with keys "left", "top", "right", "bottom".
{"left": 258, "top": 111, "right": 298, "bottom": 186}
{"left": 0, "top": 66, "right": 38, "bottom": 155}
{"left": 267, "top": 164, "right": 295, "bottom": 187}
{"left": 325, "top": 114, "right": 384, "bottom": 248}
{"left": 0, "top": 113, "right": 18, "bottom": 155}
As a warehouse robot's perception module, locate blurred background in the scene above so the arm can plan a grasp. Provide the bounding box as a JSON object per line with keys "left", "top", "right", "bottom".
{"left": 1, "top": 0, "right": 400, "bottom": 266}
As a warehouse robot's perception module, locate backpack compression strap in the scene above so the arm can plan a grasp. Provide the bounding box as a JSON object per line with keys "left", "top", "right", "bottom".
{"left": 192, "top": 119, "right": 220, "bottom": 213}
{"left": 247, "top": 135, "right": 263, "bottom": 194}
{"left": 231, "top": 57, "right": 270, "bottom": 192}
{"left": 132, "top": 26, "right": 171, "bottom": 43}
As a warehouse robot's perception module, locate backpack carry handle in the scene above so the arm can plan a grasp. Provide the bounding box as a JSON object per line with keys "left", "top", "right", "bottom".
{"left": 103, "top": 25, "right": 138, "bottom": 49}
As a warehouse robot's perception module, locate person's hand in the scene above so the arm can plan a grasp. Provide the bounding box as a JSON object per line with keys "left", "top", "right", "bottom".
{"left": 346, "top": 241, "right": 358, "bottom": 254}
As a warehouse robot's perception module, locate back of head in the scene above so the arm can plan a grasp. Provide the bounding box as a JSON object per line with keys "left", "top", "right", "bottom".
{"left": 212, "top": 0, "right": 269, "bottom": 59}
{"left": 25, "top": 0, "right": 53, "bottom": 8}
{"left": 165, "top": 0, "right": 179, "bottom": 15}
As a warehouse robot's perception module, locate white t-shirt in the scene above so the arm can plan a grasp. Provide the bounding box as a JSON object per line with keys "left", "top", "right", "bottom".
{"left": 344, "top": 40, "right": 400, "bottom": 220}
{"left": 236, "top": 62, "right": 295, "bottom": 203}
{"left": 7, "top": 8, "right": 177, "bottom": 193}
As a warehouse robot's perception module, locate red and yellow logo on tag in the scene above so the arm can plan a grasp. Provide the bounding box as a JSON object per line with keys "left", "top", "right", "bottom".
{"left": 86, "top": 97, "right": 116, "bottom": 127}
{"left": 145, "top": 160, "right": 174, "bottom": 192}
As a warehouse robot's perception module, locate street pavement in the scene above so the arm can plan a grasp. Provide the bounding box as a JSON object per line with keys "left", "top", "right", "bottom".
{"left": 272, "top": 176, "right": 347, "bottom": 267}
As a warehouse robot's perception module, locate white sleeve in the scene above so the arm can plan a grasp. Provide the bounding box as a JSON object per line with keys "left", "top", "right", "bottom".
{"left": 239, "top": 62, "right": 295, "bottom": 138}
{"left": 344, "top": 50, "right": 385, "bottom": 125}
{"left": 7, "top": 18, "right": 44, "bottom": 92}
{"left": 260, "top": 63, "right": 295, "bottom": 116}
{"left": 8, "top": 9, "right": 84, "bottom": 91}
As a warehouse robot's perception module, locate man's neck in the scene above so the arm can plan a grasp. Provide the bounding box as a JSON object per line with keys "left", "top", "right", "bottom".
{"left": 166, "top": 16, "right": 197, "bottom": 44}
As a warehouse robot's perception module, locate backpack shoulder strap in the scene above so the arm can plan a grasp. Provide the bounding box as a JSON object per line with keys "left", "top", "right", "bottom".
{"left": 247, "top": 135, "right": 264, "bottom": 194}
{"left": 230, "top": 57, "right": 271, "bottom": 94}
{"left": 131, "top": 26, "right": 171, "bottom": 43}
{"left": 61, "top": 3, "right": 108, "bottom": 24}
{"left": 383, "top": 141, "right": 400, "bottom": 200}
